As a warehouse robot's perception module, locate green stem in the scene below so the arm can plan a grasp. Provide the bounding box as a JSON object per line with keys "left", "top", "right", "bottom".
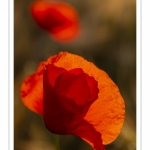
{"left": 55, "top": 134, "right": 60, "bottom": 150}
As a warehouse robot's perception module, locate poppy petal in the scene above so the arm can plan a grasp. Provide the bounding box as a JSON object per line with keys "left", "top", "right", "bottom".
{"left": 47, "top": 52, "right": 125, "bottom": 144}
{"left": 70, "top": 119, "right": 106, "bottom": 150}
{"left": 43, "top": 64, "right": 105, "bottom": 150}
{"left": 20, "top": 62, "right": 44, "bottom": 115}
{"left": 30, "top": 1, "right": 80, "bottom": 42}
{"left": 43, "top": 64, "right": 98, "bottom": 116}
{"left": 43, "top": 63, "right": 66, "bottom": 87}
{"left": 69, "top": 68, "right": 84, "bottom": 75}
{"left": 54, "top": 72, "right": 90, "bottom": 105}
{"left": 69, "top": 68, "right": 99, "bottom": 102}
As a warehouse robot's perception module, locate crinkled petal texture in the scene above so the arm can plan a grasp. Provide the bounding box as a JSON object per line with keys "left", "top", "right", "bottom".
{"left": 20, "top": 52, "right": 125, "bottom": 150}
{"left": 30, "top": 1, "right": 80, "bottom": 42}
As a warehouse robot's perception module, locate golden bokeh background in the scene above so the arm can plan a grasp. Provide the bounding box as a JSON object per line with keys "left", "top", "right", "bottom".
{"left": 14, "top": 0, "right": 136, "bottom": 149}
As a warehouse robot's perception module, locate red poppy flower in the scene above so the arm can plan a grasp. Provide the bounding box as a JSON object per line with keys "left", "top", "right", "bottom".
{"left": 20, "top": 52, "right": 125, "bottom": 150}
{"left": 30, "top": 1, "right": 80, "bottom": 42}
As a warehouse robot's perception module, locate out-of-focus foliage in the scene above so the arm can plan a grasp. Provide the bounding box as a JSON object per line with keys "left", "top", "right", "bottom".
{"left": 14, "top": 0, "right": 136, "bottom": 150}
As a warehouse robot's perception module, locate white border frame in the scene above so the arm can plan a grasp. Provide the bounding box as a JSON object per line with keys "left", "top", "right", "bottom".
{"left": 0, "top": 0, "right": 10, "bottom": 149}
{"left": 9, "top": 0, "right": 14, "bottom": 150}
{"left": 1, "top": 0, "right": 147, "bottom": 149}
{"left": 137, "top": 0, "right": 141, "bottom": 149}
{"left": 141, "top": 0, "right": 150, "bottom": 150}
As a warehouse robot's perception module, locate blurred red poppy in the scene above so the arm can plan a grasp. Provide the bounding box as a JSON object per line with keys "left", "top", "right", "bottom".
{"left": 30, "top": 1, "right": 80, "bottom": 42}
{"left": 21, "top": 52, "right": 125, "bottom": 150}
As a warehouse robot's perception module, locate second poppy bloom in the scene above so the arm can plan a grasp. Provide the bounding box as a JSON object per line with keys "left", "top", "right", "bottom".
{"left": 30, "top": 1, "right": 80, "bottom": 42}
{"left": 21, "top": 52, "right": 125, "bottom": 150}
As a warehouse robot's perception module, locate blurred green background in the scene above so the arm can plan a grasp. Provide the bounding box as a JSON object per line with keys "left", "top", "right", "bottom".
{"left": 14, "top": 0, "right": 136, "bottom": 150}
